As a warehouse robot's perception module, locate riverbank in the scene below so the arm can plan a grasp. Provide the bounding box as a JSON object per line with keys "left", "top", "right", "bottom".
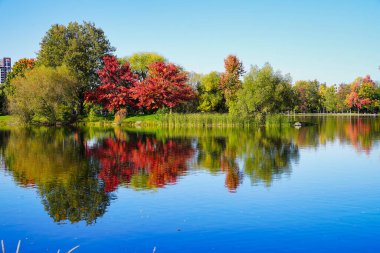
{"left": 79, "top": 113, "right": 290, "bottom": 128}
{"left": 0, "top": 113, "right": 377, "bottom": 128}
{"left": 77, "top": 113, "right": 380, "bottom": 128}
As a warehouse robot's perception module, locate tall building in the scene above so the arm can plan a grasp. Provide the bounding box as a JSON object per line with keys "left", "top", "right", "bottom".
{"left": 0, "top": 57, "right": 11, "bottom": 84}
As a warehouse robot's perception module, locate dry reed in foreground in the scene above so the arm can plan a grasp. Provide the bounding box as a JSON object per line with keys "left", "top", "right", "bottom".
{"left": 1, "top": 240, "right": 79, "bottom": 253}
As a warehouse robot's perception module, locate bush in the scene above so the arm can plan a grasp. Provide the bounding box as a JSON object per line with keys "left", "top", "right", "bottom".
{"left": 9, "top": 66, "right": 82, "bottom": 124}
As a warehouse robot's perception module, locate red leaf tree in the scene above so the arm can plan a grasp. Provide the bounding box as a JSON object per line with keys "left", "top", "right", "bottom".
{"left": 130, "top": 62, "right": 196, "bottom": 110}
{"left": 345, "top": 75, "right": 375, "bottom": 113}
{"left": 85, "top": 56, "right": 138, "bottom": 112}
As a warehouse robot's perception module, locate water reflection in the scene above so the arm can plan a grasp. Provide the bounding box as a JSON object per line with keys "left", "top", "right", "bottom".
{"left": 2, "top": 128, "right": 112, "bottom": 224}
{"left": 291, "top": 116, "right": 380, "bottom": 153}
{"left": 195, "top": 129, "right": 299, "bottom": 191}
{"left": 0, "top": 116, "right": 379, "bottom": 224}
{"left": 85, "top": 132, "right": 194, "bottom": 192}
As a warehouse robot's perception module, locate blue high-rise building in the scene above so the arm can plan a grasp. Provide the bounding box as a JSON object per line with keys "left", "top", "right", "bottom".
{"left": 0, "top": 57, "right": 11, "bottom": 84}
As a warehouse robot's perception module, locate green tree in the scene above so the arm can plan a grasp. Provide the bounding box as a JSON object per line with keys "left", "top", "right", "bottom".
{"left": 198, "top": 71, "right": 225, "bottom": 112}
{"left": 233, "top": 63, "right": 295, "bottom": 120}
{"left": 123, "top": 52, "right": 166, "bottom": 78}
{"left": 37, "top": 22, "right": 114, "bottom": 113}
{"left": 319, "top": 84, "right": 327, "bottom": 113}
{"left": 324, "top": 86, "right": 338, "bottom": 112}
{"left": 9, "top": 66, "right": 81, "bottom": 123}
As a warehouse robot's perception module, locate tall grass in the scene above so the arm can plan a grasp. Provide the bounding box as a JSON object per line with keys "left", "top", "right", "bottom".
{"left": 161, "top": 113, "right": 252, "bottom": 127}
{"left": 126, "top": 113, "right": 291, "bottom": 128}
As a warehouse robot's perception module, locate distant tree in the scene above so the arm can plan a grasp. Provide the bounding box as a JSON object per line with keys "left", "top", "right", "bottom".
{"left": 293, "top": 80, "right": 321, "bottom": 113}
{"left": 336, "top": 84, "right": 350, "bottom": 112}
{"left": 122, "top": 52, "right": 166, "bottom": 79}
{"left": 85, "top": 56, "right": 138, "bottom": 113}
{"left": 198, "top": 72, "right": 225, "bottom": 112}
{"left": 220, "top": 55, "right": 244, "bottom": 111}
{"left": 233, "top": 63, "right": 295, "bottom": 119}
{"left": 318, "top": 84, "right": 327, "bottom": 113}
{"left": 345, "top": 75, "right": 378, "bottom": 113}
{"left": 324, "top": 86, "right": 337, "bottom": 112}
{"left": 37, "top": 22, "right": 114, "bottom": 113}
{"left": 130, "top": 62, "right": 195, "bottom": 110}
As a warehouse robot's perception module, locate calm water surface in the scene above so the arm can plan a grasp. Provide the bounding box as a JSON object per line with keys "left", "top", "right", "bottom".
{"left": 0, "top": 116, "right": 379, "bottom": 252}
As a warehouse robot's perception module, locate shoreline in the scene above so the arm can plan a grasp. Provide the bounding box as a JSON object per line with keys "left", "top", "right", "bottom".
{"left": 0, "top": 113, "right": 378, "bottom": 128}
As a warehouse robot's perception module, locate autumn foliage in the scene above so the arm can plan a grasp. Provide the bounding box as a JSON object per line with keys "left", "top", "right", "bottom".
{"left": 85, "top": 56, "right": 138, "bottom": 112}
{"left": 85, "top": 135, "right": 194, "bottom": 192}
{"left": 5, "top": 58, "right": 36, "bottom": 85}
{"left": 130, "top": 62, "right": 195, "bottom": 110}
{"left": 85, "top": 56, "right": 195, "bottom": 112}
{"left": 345, "top": 75, "right": 375, "bottom": 112}
{"left": 220, "top": 55, "right": 244, "bottom": 110}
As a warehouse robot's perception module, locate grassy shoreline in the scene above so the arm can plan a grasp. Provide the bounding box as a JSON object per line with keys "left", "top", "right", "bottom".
{"left": 79, "top": 113, "right": 288, "bottom": 128}
{"left": 0, "top": 113, "right": 377, "bottom": 128}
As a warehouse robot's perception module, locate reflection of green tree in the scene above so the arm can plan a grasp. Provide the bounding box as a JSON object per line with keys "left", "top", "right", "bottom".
{"left": 196, "top": 137, "right": 225, "bottom": 174}
{"left": 0, "top": 115, "right": 378, "bottom": 223}
{"left": 185, "top": 127, "right": 299, "bottom": 189}
{"left": 3, "top": 127, "right": 111, "bottom": 224}
{"left": 39, "top": 164, "right": 110, "bottom": 224}
{"left": 242, "top": 131, "right": 299, "bottom": 186}
{"left": 294, "top": 116, "right": 380, "bottom": 153}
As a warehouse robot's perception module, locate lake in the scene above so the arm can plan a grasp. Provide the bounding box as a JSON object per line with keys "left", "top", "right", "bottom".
{"left": 0, "top": 116, "right": 379, "bottom": 252}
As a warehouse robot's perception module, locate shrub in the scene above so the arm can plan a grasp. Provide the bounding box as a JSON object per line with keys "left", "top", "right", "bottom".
{"left": 9, "top": 66, "right": 82, "bottom": 124}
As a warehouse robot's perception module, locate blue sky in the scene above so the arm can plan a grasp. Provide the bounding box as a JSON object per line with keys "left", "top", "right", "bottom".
{"left": 0, "top": 0, "right": 379, "bottom": 84}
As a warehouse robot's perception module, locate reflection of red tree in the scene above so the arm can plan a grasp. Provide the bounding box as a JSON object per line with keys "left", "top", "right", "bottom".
{"left": 345, "top": 118, "right": 372, "bottom": 154}
{"left": 220, "top": 154, "right": 242, "bottom": 192}
{"left": 86, "top": 137, "right": 194, "bottom": 192}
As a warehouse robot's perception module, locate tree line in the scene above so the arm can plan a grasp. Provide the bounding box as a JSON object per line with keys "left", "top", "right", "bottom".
{"left": 1, "top": 21, "right": 379, "bottom": 124}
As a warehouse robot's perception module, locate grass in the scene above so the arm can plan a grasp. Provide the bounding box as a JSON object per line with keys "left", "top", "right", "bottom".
{"left": 121, "top": 113, "right": 293, "bottom": 128}
{"left": 123, "top": 114, "right": 163, "bottom": 125}
{"left": 0, "top": 115, "right": 19, "bottom": 126}
{"left": 121, "top": 113, "right": 255, "bottom": 127}
{"left": 2, "top": 112, "right": 377, "bottom": 128}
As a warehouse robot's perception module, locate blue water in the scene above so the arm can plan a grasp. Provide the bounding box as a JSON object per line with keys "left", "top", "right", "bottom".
{"left": 0, "top": 117, "right": 379, "bottom": 252}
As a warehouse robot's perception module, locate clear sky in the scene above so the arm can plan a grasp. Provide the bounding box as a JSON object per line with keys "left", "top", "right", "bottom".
{"left": 0, "top": 0, "right": 379, "bottom": 84}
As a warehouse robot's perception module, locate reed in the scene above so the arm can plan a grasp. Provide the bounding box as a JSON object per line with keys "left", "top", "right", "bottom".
{"left": 160, "top": 113, "right": 290, "bottom": 128}
{"left": 128, "top": 113, "right": 262, "bottom": 128}
{"left": 85, "top": 113, "right": 291, "bottom": 128}
{"left": 0, "top": 240, "right": 79, "bottom": 253}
